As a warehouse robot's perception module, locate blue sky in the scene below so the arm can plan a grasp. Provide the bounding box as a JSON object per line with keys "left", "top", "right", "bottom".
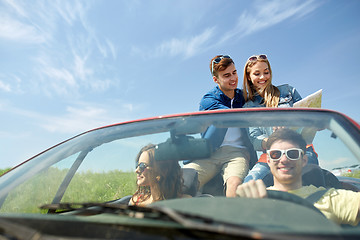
{"left": 1, "top": 0, "right": 359, "bottom": 168}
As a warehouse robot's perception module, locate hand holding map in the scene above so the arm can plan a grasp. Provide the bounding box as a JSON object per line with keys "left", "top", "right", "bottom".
{"left": 293, "top": 89, "right": 323, "bottom": 144}
{"left": 293, "top": 89, "right": 322, "bottom": 108}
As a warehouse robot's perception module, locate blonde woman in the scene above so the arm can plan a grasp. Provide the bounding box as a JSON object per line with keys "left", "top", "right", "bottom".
{"left": 242, "top": 54, "right": 318, "bottom": 183}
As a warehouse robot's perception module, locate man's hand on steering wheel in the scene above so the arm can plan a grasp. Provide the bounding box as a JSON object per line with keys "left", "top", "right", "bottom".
{"left": 236, "top": 180, "right": 325, "bottom": 216}
{"left": 236, "top": 179, "right": 268, "bottom": 198}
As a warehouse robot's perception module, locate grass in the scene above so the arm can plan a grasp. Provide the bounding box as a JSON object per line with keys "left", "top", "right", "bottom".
{"left": 0, "top": 167, "right": 137, "bottom": 213}
{"left": 0, "top": 168, "right": 11, "bottom": 176}
{"left": 343, "top": 170, "right": 360, "bottom": 179}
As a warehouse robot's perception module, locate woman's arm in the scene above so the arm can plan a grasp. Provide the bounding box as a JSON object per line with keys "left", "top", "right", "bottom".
{"left": 291, "top": 86, "right": 302, "bottom": 103}
{"left": 249, "top": 127, "right": 268, "bottom": 151}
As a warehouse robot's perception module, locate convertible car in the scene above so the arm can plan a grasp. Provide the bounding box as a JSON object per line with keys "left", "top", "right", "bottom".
{"left": 0, "top": 108, "right": 359, "bottom": 239}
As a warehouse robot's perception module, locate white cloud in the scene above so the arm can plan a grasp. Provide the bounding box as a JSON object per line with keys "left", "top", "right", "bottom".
{"left": 96, "top": 40, "right": 108, "bottom": 58}
{"left": 3, "top": 102, "right": 130, "bottom": 135}
{"left": 0, "top": 74, "right": 26, "bottom": 94}
{"left": 33, "top": 46, "right": 117, "bottom": 97}
{"left": 133, "top": 27, "right": 215, "bottom": 59}
{"left": 74, "top": 54, "right": 93, "bottom": 81}
{"left": 1, "top": 0, "right": 114, "bottom": 96}
{"left": 106, "top": 39, "right": 117, "bottom": 60}
{"left": 87, "top": 78, "right": 113, "bottom": 92}
{"left": 222, "top": 0, "right": 320, "bottom": 42}
{"left": 0, "top": 14, "right": 46, "bottom": 43}
{"left": 42, "top": 106, "right": 108, "bottom": 133}
{"left": 131, "top": 0, "right": 320, "bottom": 60}
{"left": 122, "top": 103, "right": 134, "bottom": 112}
{"left": 39, "top": 65, "right": 78, "bottom": 96}
{"left": 39, "top": 103, "right": 136, "bottom": 134}
{"left": 54, "top": 1, "right": 80, "bottom": 25}
{"left": 0, "top": 80, "right": 11, "bottom": 92}
{"left": 94, "top": 38, "right": 117, "bottom": 60}
{"left": 3, "top": 0, "right": 27, "bottom": 18}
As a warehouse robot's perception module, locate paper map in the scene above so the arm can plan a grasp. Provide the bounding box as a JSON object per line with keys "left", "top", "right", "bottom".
{"left": 293, "top": 89, "right": 322, "bottom": 108}
{"left": 292, "top": 89, "right": 322, "bottom": 143}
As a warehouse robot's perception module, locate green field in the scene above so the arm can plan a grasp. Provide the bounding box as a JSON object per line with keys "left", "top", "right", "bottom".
{"left": 0, "top": 167, "right": 137, "bottom": 213}
{"left": 344, "top": 170, "right": 360, "bottom": 179}
{"left": 0, "top": 168, "right": 10, "bottom": 175}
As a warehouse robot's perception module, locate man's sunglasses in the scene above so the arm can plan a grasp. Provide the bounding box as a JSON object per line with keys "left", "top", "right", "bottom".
{"left": 267, "top": 148, "right": 304, "bottom": 161}
{"left": 211, "top": 55, "right": 231, "bottom": 75}
{"left": 136, "top": 162, "right": 149, "bottom": 173}
{"left": 248, "top": 54, "right": 267, "bottom": 62}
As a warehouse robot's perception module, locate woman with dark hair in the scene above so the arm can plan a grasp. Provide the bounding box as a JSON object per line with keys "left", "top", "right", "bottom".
{"left": 129, "top": 144, "right": 184, "bottom": 206}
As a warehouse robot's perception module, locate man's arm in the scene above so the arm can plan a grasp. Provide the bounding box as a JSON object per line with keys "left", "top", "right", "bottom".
{"left": 236, "top": 179, "right": 268, "bottom": 198}
{"left": 199, "top": 94, "right": 229, "bottom": 111}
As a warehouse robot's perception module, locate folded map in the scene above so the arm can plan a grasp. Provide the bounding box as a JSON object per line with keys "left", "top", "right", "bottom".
{"left": 293, "top": 89, "right": 322, "bottom": 108}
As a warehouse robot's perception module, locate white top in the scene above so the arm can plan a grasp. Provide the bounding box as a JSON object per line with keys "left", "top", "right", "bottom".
{"left": 220, "top": 99, "right": 245, "bottom": 148}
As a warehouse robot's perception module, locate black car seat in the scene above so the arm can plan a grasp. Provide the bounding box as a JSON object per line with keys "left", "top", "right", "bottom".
{"left": 182, "top": 168, "right": 200, "bottom": 196}
{"left": 202, "top": 173, "right": 225, "bottom": 196}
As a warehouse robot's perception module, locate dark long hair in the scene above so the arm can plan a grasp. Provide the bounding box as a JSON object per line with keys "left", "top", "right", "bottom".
{"left": 131, "top": 144, "right": 183, "bottom": 204}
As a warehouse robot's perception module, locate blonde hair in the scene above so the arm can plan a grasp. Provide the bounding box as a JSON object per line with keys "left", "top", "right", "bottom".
{"left": 243, "top": 57, "right": 280, "bottom": 107}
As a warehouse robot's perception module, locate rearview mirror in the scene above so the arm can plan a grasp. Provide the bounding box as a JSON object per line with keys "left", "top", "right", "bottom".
{"left": 155, "top": 135, "right": 211, "bottom": 161}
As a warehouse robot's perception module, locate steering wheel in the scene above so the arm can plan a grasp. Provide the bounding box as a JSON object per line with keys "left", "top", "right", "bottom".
{"left": 266, "top": 190, "right": 325, "bottom": 217}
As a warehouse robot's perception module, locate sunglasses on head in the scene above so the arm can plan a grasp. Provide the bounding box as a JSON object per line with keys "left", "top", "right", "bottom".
{"left": 136, "top": 162, "right": 149, "bottom": 173}
{"left": 267, "top": 148, "right": 304, "bottom": 161}
{"left": 211, "top": 55, "right": 231, "bottom": 75}
{"left": 248, "top": 54, "right": 267, "bottom": 62}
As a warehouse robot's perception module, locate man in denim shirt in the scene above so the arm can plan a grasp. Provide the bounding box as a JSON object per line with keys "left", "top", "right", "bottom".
{"left": 183, "top": 55, "right": 256, "bottom": 197}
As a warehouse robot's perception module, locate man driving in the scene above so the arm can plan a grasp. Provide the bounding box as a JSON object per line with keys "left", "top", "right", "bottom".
{"left": 236, "top": 128, "right": 360, "bottom": 225}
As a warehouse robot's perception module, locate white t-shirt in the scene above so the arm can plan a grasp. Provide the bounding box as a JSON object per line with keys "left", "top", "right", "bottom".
{"left": 268, "top": 185, "right": 360, "bottom": 226}
{"left": 220, "top": 98, "right": 245, "bottom": 148}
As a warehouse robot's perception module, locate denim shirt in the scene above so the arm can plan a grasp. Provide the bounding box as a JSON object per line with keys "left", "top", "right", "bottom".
{"left": 199, "top": 86, "right": 245, "bottom": 110}
{"left": 243, "top": 84, "right": 302, "bottom": 108}
{"left": 244, "top": 84, "right": 302, "bottom": 150}
{"left": 198, "top": 86, "right": 246, "bottom": 150}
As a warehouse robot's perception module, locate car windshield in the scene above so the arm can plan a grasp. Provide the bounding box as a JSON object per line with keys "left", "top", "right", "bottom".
{"left": 0, "top": 109, "right": 359, "bottom": 238}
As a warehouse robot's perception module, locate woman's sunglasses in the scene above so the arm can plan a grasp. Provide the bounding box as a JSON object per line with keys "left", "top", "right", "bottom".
{"left": 136, "top": 162, "right": 149, "bottom": 173}
{"left": 211, "top": 55, "right": 231, "bottom": 75}
{"left": 248, "top": 54, "right": 267, "bottom": 62}
{"left": 267, "top": 148, "right": 304, "bottom": 161}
